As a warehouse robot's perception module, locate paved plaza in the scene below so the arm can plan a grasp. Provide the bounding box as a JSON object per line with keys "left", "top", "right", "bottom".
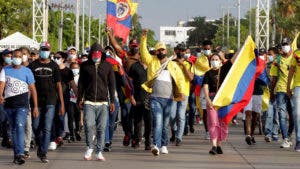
{"left": 1, "top": 122, "right": 300, "bottom": 169}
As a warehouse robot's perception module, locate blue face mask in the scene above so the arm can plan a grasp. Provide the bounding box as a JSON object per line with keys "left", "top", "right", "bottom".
{"left": 4, "top": 57, "right": 12, "bottom": 65}
{"left": 268, "top": 55, "right": 274, "bottom": 63}
{"left": 12, "top": 57, "right": 22, "bottom": 66}
{"left": 40, "top": 51, "right": 50, "bottom": 59}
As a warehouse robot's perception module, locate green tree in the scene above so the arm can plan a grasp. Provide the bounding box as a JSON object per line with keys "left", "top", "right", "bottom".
{"left": 0, "top": 0, "right": 32, "bottom": 39}
{"left": 186, "top": 16, "right": 218, "bottom": 47}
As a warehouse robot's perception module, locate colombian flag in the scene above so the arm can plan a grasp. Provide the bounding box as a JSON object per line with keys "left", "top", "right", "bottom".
{"left": 213, "top": 36, "right": 265, "bottom": 124}
{"left": 107, "top": 0, "right": 138, "bottom": 42}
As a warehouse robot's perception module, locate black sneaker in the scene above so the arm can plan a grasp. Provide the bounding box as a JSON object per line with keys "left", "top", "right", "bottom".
{"left": 63, "top": 133, "right": 70, "bottom": 140}
{"left": 24, "top": 151, "right": 30, "bottom": 159}
{"left": 6, "top": 139, "right": 13, "bottom": 148}
{"left": 190, "top": 126, "right": 195, "bottom": 133}
{"left": 123, "top": 135, "right": 130, "bottom": 146}
{"left": 75, "top": 132, "right": 81, "bottom": 141}
{"left": 170, "top": 130, "right": 175, "bottom": 143}
{"left": 145, "top": 145, "right": 151, "bottom": 151}
{"left": 69, "top": 136, "right": 75, "bottom": 143}
{"left": 209, "top": 146, "right": 217, "bottom": 155}
{"left": 251, "top": 136, "right": 256, "bottom": 144}
{"left": 30, "top": 140, "right": 35, "bottom": 149}
{"left": 103, "top": 143, "right": 111, "bottom": 152}
{"left": 245, "top": 135, "right": 252, "bottom": 145}
{"left": 13, "top": 155, "right": 25, "bottom": 165}
{"left": 184, "top": 127, "right": 188, "bottom": 136}
{"left": 216, "top": 146, "right": 223, "bottom": 154}
{"left": 175, "top": 139, "right": 182, "bottom": 146}
{"left": 40, "top": 154, "right": 49, "bottom": 163}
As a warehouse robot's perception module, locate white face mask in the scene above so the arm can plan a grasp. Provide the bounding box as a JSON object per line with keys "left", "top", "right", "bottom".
{"left": 204, "top": 50, "right": 211, "bottom": 56}
{"left": 184, "top": 53, "right": 191, "bottom": 59}
{"left": 259, "top": 55, "right": 265, "bottom": 61}
{"left": 72, "top": 68, "right": 80, "bottom": 76}
{"left": 210, "top": 60, "right": 221, "bottom": 68}
{"left": 106, "top": 51, "right": 111, "bottom": 56}
{"left": 22, "top": 55, "right": 28, "bottom": 62}
{"left": 282, "top": 45, "right": 291, "bottom": 54}
{"left": 68, "top": 54, "right": 77, "bottom": 60}
{"left": 81, "top": 58, "right": 88, "bottom": 62}
{"left": 196, "top": 52, "right": 201, "bottom": 57}
{"left": 54, "top": 58, "right": 62, "bottom": 65}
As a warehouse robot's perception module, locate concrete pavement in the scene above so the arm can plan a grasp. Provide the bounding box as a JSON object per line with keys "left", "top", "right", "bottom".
{"left": 1, "top": 122, "right": 300, "bottom": 169}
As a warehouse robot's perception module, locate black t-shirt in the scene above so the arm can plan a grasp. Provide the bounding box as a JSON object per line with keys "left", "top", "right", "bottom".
{"left": 203, "top": 61, "right": 233, "bottom": 93}
{"left": 128, "top": 61, "right": 148, "bottom": 103}
{"left": 60, "top": 67, "right": 74, "bottom": 96}
{"left": 203, "top": 69, "right": 219, "bottom": 93}
{"left": 29, "top": 60, "right": 61, "bottom": 106}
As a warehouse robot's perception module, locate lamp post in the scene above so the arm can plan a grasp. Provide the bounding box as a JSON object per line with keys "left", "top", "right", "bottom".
{"left": 237, "top": 0, "right": 241, "bottom": 49}
{"left": 75, "top": 0, "right": 80, "bottom": 50}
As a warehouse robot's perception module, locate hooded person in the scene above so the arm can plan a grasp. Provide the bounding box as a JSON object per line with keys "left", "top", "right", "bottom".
{"left": 77, "top": 42, "right": 116, "bottom": 161}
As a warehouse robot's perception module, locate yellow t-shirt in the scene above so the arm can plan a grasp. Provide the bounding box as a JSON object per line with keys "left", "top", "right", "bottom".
{"left": 291, "top": 57, "right": 300, "bottom": 87}
{"left": 270, "top": 54, "right": 293, "bottom": 92}
{"left": 176, "top": 60, "right": 192, "bottom": 96}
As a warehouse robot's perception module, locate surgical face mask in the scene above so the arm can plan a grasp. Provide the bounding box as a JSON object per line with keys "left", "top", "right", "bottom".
{"left": 184, "top": 53, "right": 191, "bottom": 59}
{"left": 81, "top": 58, "right": 88, "bottom": 62}
{"left": 210, "top": 60, "right": 220, "bottom": 68}
{"left": 12, "top": 57, "right": 22, "bottom": 66}
{"left": 196, "top": 52, "right": 202, "bottom": 57}
{"left": 204, "top": 50, "right": 211, "bottom": 56}
{"left": 22, "top": 55, "right": 28, "bottom": 62}
{"left": 106, "top": 51, "right": 111, "bottom": 57}
{"left": 4, "top": 57, "right": 12, "bottom": 65}
{"left": 93, "top": 58, "right": 100, "bottom": 63}
{"left": 259, "top": 55, "right": 265, "bottom": 61}
{"left": 282, "top": 45, "right": 291, "bottom": 54}
{"left": 68, "top": 54, "right": 77, "bottom": 60}
{"left": 72, "top": 68, "right": 80, "bottom": 76}
{"left": 40, "top": 51, "right": 50, "bottom": 59}
{"left": 54, "top": 58, "right": 62, "bottom": 65}
{"left": 268, "top": 55, "right": 274, "bottom": 63}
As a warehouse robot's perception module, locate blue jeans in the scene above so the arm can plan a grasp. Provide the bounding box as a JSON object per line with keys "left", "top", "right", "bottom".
{"left": 84, "top": 104, "right": 108, "bottom": 153}
{"left": 264, "top": 101, "right": 279, "bottom": 138}
{"left": 6, "top": 108, "right": 28, "bottom": 156}
{"left": 151, "top": 97, "right": 173, "bottom": 148}
{"left": 276, "top": 92, "right": 289, "bottom": 139}
{"left": 32, "top": 105, "right": 56, "bottom": 155}
{"left": 0, "top": 104, "right": 11, "bottom": 140}
{"left": 105, "top": 98, "right": 120, "bottom": 143}
{"left": 170, "top": 96, "right": 188, "bottom": 141}
{"left": 120, "top": 101, "right": 132, "bottom": 137}
{"left": 292, "top": 87, "right": 300, "bottom": 143}
{"left": 187, "top": 92, "right": 196, "bottom": 128}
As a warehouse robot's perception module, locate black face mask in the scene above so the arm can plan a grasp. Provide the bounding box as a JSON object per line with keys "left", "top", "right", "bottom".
{"left": 130, "top": 48, "right": 139, "bottom": 56}
{"left": 176, "top": 52, "right": 184, "bottom": 59}
{"left": 157, "top": 52, "right": 166, "bottom": 60}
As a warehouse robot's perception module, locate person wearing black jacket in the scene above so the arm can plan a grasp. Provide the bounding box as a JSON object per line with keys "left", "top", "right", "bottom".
{"left": 77, "top": 43, "right": 115, "bottom": 161}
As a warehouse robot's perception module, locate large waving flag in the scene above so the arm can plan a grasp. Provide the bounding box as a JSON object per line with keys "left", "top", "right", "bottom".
{"left": 107, "top": 0, "right": 138, "bottom": 42}
{"left": 213, "top": 36, "right": 265, "bottom": 124}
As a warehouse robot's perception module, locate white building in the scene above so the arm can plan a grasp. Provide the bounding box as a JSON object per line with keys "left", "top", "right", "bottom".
{"left": 160, "top": 21, "right": 195, "bottom": 47}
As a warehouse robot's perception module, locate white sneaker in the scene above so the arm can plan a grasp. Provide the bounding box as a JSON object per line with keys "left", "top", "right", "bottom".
{"left": 84, "top": 148, "right": 94, "bottom": 160}
{"left": 280, "top": 139, "right": 292, "bottom": 148}
{"left": 95, "top": 152, "right": 106, "bottom": 161}
{"left": 205, "top": 132, "right": 210, "bottom": 140}
{"left": 48, "top": 142, "right": 57, "bottom": 150}
{"left": 160, "top": 146, "right": 168, "bottom": 154}
{"left": 151, "top": 145, "right": 159, "bottom": 156}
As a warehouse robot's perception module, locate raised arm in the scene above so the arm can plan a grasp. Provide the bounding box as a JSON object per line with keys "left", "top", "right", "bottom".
{"left": 140, "top": 29, "right": 153, "bottom": 66}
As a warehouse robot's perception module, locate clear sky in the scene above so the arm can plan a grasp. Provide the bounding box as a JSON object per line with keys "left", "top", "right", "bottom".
{"left": 62, "top": 0, "right": 253, "bottom": 39}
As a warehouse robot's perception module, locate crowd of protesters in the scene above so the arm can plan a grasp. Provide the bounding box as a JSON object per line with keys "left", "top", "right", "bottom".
{"left": 0, "top": 27, "right": 299, "bottom": 165}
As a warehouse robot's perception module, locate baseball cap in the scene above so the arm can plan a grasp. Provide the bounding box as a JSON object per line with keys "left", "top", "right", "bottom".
{"left": 155, "top": 42, "right": 166, "bottom": 50}
{"left": 67, "top": 46, "right": 77, "bottom": 52}
{"left": 40, "top": 41, "right": 51, "bottom": 50}
{"left": 129, "top": 39, "right": 139, "bottom": 48}
{"left": 2, "top": 48, "right": 13, "bottom": 55}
